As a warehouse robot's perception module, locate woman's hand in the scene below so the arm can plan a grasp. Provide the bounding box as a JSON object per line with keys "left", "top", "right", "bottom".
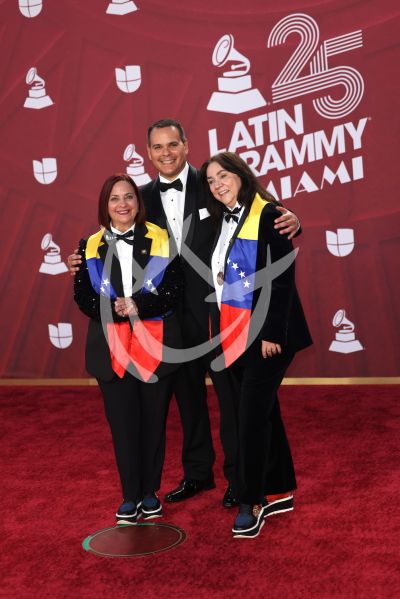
{"left": 273, "top": 206, "right": 300, "bottom": 240}
{"left": 262, "top": 340, "right": 282, "bottom": 358}
{"left": 114, "top": 297, "right": 138, "bottom": 318}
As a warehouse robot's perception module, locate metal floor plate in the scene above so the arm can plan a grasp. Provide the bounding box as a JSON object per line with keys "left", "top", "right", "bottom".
{"left": 82, "top": 522, "right": 187, "bottom": 558}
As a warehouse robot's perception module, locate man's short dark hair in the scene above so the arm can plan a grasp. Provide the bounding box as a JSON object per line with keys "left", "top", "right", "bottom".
{"left": 147, "top": 119, "right": 186, "bottom": 145}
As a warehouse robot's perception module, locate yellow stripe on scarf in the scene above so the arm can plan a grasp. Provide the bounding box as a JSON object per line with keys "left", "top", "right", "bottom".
{"left": 145, "top": 221, "right": 169, "bottom": 257}
{"left": 237, "top": 194, "right": 269, "bottom": 241}
{"left": 86, "top": 228, "right": 105, "bottom": 260}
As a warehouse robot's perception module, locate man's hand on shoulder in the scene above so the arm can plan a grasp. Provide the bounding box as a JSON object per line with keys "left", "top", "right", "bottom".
{"left": 273, "top": 206, "right": 300, "bottom": 240}
{"left": 68, "top": 249, "right": 82, "bottom": 276}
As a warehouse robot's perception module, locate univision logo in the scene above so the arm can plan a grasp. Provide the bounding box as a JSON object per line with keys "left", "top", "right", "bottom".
{"left": 48, "top": 323, "right": 73, "bottom": 349}
{"left": 33, "top": 158, "right": 57, "bottom": 184}
{"left": 115, "top": 66, "right": 141, "bottom": 93}
{"left": 326, "top": 229, "right": 355, "bottom": 257}
{"left": 19, "top": 0, "right": 43, "bottom": 18}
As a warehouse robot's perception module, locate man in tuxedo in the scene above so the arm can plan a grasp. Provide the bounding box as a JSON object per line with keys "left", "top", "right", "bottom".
{"left": 68, "top": 118, "right": 300, "bottom": 507}
{"left": 141, "top": 119, "right": 299, "bottom": 506}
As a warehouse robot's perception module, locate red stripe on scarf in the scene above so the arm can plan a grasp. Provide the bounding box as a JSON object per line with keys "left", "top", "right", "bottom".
{"left": 106, "top": 321, "right": 163, "bottom": 382}
{"left": 220, "top": 304, "right": 251, "bottom": 367}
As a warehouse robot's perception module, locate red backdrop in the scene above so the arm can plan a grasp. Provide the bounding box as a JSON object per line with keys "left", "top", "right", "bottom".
{"left": 1, "top": 0, "right": 399, "bottom": 378}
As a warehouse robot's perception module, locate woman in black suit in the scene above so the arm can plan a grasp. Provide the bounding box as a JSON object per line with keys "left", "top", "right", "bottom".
{"left": 200, "top": 153, "right": 312, "bottom": 539}
{"left": 74, "top": 174, "right": 183, "bottom": 525}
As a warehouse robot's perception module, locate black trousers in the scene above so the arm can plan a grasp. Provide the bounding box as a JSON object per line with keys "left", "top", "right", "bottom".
{"left": 231, "top": 350, "right": 296, "bottom": 505}
{"left": 173, "top": 354, "right": 239, "bottom": 484}
{"left": 98, "top": 371, "right": 173, "bottom": 502}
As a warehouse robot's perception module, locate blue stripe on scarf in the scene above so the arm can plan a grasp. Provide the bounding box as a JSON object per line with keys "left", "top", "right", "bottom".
{"left": 86, "top": 256, "right": 118, "bottom": 299}
{"left": 221, "top": 238, "right": 257, "bottom": 310}
{"left": 141, "top": 256, "right": 169, "bottom": 294}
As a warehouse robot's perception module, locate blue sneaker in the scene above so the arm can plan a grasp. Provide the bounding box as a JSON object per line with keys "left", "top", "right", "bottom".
{"left": 232, "top": 503, "right": 265, "bottom": 538}
{"left": 116, "top": 500, "right": 137, "bottom": 525}
{"left": 141, "top": 493, "right": 163, "bottom": 520}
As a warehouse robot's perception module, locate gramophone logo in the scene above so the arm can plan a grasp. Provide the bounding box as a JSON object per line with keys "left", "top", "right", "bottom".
{"left": 329, "top": 309, "right": 363, "bottom": 353}
{"left": 326, "top": 229, "right": 355, "bottom": 257}
{"left": 48, "top": 323, "right": 73, "bottom": 349}
{"left": 207, "top": 34, "right": 266, "bottom": 115}
{"left": 33, "top": 158, "right": 57, "bottom": 184}
{"left": 39, "top": 233, "right": 68, "bottom": 275}
{"left": 115, "top": 65, "right": 141, "bottom": 93}
{"left": 19, "top": 0, "right": 42, "bottom": 18}
{"left": 123, "top": 144, "right": 151, "bottom": 185}
{"left": 107, "top": 0, "right": 138, "bottom": 15}
{"left": 24, "top": 67, "right": 53, "bottom": 109}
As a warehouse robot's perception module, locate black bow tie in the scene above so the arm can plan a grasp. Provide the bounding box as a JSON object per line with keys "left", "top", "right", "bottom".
{"left": 114, "top": 230, "right": 134, "bottom": 245}
{"left": 223, "top": 206, "right": 241, "bottom": 223}
{"left": 159, "top": 179, "right": 183, "bottom": 192}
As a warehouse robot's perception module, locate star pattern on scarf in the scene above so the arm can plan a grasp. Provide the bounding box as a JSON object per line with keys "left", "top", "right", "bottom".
{"left": 226, "top": 258, "right": 252, "bottom": 291}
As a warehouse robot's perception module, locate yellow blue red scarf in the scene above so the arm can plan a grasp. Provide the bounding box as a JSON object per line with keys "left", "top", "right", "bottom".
{"left": 85, "top": 223, "right": 169, "bottom": 381}
{"left": 220, "top": 193, "right": 269, "bottom": 366}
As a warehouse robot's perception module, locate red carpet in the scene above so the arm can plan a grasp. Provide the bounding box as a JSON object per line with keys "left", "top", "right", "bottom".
{"left": 1, "top": 385, "right": 399, "bottom": 598}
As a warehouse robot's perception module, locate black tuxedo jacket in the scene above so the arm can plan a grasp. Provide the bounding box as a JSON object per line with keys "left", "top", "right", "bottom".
{"left": 74, "top": 222, "right": 183, "bottom": 381}
{"left": 140, "top": 165, "right": 214, "bottom": 347}
{"left": 209, "top": 201, "right": 312, "bottom": 366}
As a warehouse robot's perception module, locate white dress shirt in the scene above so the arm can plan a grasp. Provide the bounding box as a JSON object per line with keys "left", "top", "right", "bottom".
{"left": 159, "top": 162, "right": 189, "bottom": 254}
{"left": 110, "top": 224, "right": 135, "bottom": 297}
{"left": 211, "top": 203, "right": 245, "bottom": 309}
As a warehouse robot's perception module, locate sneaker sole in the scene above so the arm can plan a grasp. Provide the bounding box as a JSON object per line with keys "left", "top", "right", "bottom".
{"left": 232, "top": 511, "right": 264, "bottom": 536}
{"left": 116, "top": 509, "right": 138, "bottom": 526}
{"left": 263, "top": 496, "right": 294, "bottom": 518}
{"left": 140, "top": 499, "right": 162, "bottom": 520}
{"left": 116, "top": 518, "right": 137, "bottom": 526}
{"left": 141, "top": 512, "right": 163, "bottom": 520}
{"left": 265, "top": 505, "right": 294, "bottom": 518}
{"left": 233, "top": 519, "right": 265, "bottom": 539}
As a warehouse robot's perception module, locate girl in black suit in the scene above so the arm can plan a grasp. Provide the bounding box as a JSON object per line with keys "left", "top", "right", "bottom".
{"left": 200, "top": 153, "right": 312, "bottom": 539}
{"left": 74, "top": 174, "right": 183, "bottom": 525}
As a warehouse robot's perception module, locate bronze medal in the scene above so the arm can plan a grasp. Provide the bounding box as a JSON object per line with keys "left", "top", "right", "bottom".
{"left": 217, "top": 271, "right": 224, "bottom": 285}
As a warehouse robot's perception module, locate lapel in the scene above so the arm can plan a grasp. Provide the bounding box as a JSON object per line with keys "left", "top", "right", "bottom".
{"left": 131, "top": 222, "right": 152, "bottom": 290}
{"left": 146, "top": 178, "right": 168, "bottom": 228}
{"left": 98, "top": 231, "right": 124, "bottom": 297}
{"left": 210, "top": 219, "right": 223, "bottom": 262}
{"left": 145, "top": 177, "right": 180, "bottom": 255}
{"left": 181, "top": 164, "right": 198, "bottom": 251}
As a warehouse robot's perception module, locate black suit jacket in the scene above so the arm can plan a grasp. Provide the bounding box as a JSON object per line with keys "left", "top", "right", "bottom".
{"left": 140, "top": 165, "right": 215, "bottom": 347}
{"left": 209, "top": 201, "right": 312, "bottom": 366}
{"left": 74, "top": 222, "right": 183, "bottom": 381}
